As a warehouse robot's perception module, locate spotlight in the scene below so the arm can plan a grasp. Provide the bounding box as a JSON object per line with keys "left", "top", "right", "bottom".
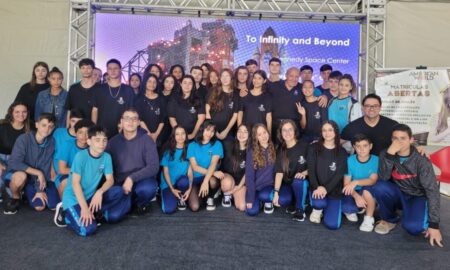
{"left": 259, "top": 13, "right": 262, "bottom": 20}
{"left": 278, "top": 13, "right": 282, "bottom": 18}
{"left": 208, "top": 11, "right": 212, "bottom": 15}
{"left": 131, "top": 7, "right": 135, "bottom": 14}
{"left": 146, "top": 8, "right": 151, "bottom": 13}
{"left": 198, "top": 10, "right": 201, "bottom": 17}
{"left": 226, "top": 11, "right": 235, "bottom": 17}
{"left": 177, "top": 9, "right": 182, "bottom": 14}
{"left": 247, "top": 12, "right": 252, "bottom": 17}
{"left": 323, "top": 16, "right": 327, "bottom": 23}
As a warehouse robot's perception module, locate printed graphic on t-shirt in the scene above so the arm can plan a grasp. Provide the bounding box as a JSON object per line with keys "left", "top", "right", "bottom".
{"left": 314, "top": 111, "right": 321, "bottom": 119}
{"left": 298, "top": 156, "right": 306, "bottom": 165}
{"left": 189, "top": 107, "right": 196, "bottom": 114}
{"left": 229, "top": 101, "right": 234, "bottom": 109}
{"left": 98, "top": 164, "right": 105, "bottom": 174}
{"left": 240, "top": 160, "right": 246, "bottom": 169}
{"left": 117, "top": 97, "right": 124, "bottom": 105}
{"left": 258, "top": 104, "right": 266, "bottom": 112}
{"left": 329, "top": 162, "right": 336, "bottom": 171}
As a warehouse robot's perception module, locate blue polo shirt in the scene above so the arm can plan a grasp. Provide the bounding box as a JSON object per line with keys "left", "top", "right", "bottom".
{"left": 187, "top": 141, "right": 223, "bottom": 178}
{"left": 345, "top": 154, "right": 378, "bottom": 190}
{"left": 160, "top": 148, "right": 190, "bottom": 190}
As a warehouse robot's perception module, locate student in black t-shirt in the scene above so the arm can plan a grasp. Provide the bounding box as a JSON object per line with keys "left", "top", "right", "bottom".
{"left": 170, "top": 64, "right": 185, "bottom": 83}
{"left": 298, "top": 80, "right": 328, "bottom": 143}
{"left": 201, "top": 63, "right": 213, "bottom": 86}
{"left": 0, "top": 102, "right": 30, "bottom": 197}
{"left": 321, "top": 70, "right": 342, "bottom": 101}
{"left": 267, "top": 57, "right": 282, "bottom": 86}
{"left": 307, "top": 121, "right": 349, "bottom": 230}
{"left": 143, "top": 63, "right": 162, "bottom": 81}
{"left": 316, "top": 64, "right": 333, "bottom": 93}
{"left": 65, "top": 58, "right": 98, "bottom": 123}
{"left": 190, "top": 66, "right": 208, "bottom": 102}
{"left": 91, "top": 59, "right": 134, "bottom": 138}
{"left": 129, "top": 73, "right": 142, "bottom": 95}
{"left": 135, "top": 74, "right": 166, "bottom": 146}
{"left": 238, "top": 70, "right": 272, "bottom": 133}
{"left": 167, "top": 75, "right": 206, "bottom": 140}
{"left": 341, "top": 94, "right": 398, "bottom": 155}
{"left": 15, "top": 61, "right": 50, "bottom": 123}
{"left": 272, "top": 120, "right": 309, "bottom": 221}
{"left": 245, "top": 59, "right": 259, "bottom": 80}
{"left": 234, "top": 66, "right": 250, "bottom": 98}
{"left": 220, "top": 124, "right": 250, "bottom": 211}
{"left": 206, "top": 69, "right": 238, "bottom": 141}
{"left": 205, "top": 69, "right": 219, "bottom": 97}
{"left": 92, "top": 67, "right": 102, "bottom": 84}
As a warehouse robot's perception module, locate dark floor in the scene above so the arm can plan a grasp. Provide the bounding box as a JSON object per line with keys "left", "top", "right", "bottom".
{"left": 0, "top": 196, "right": 449, "bottom": 270}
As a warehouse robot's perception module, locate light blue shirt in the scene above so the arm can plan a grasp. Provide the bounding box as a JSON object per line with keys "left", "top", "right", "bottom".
{"left": 62, "top": 149, "right": 113, "bottom": 210}
{"left": 160, "top": 148, "right": 190, "bottom": 190}
{"left": 346, "top": 154, "right": 378, "bottom": 190}
{"left": 187, "top": 141, "right": 223, "bottom": 178}
{"left": 328, "top": 96, "right": 351, "bottom": 133}
{"left": 53, "top": 128, "right": 76, "bottom": 173}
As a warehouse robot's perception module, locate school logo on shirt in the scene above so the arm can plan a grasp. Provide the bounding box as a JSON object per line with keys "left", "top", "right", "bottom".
{"left": 117, "top": 97, "right": 125, "bottom": 105}
{"left": 298, "top": 156, "right": 306, "bottom": 165}
{"left": 329, "top": 162, "right": 336, "bottom": 172}
{"left": 155, "top": 108, "right": 160, "bottom": 115}
{"left": 338, "top": 105, "right": 345, "bottom": 111}
{"left": 98, "top": 164, "right": 105, "bottom": 174}
{"left": 258, "top": 104, "right": 266, "bottom": 112}
{"left": 314, "top": 111, "right": 321, "bottom": 119}
{"left": 208, "top": 150, "right": 213, "bottom": 156}
{"left": 294, "top": 90, "right": 299, "bottom": 96}
{"left": 228, "top": 101, "right": 234, "bottom": 109}
{"left": 189, "top": 106, "right": 196, "bottom": 114}
{"left": 239, "top": 160, "right": 246, "bottom": 169}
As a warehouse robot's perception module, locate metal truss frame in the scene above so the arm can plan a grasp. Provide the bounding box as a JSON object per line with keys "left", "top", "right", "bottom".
{"left": 68, "top": 0, "right": 386, "bottom": 96}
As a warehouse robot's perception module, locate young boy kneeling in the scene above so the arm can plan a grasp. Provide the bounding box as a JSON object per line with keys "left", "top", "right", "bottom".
{"left": 60, "top": 126, "right": 129, "bottom": 236}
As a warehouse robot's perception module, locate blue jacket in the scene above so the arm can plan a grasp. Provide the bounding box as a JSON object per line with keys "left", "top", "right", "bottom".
{"left": 106, "top": 128, "right": 159, "bottom": 184}
{"left": 7, "top": 132, "right": 55, "bottom": 181}
{"left": 245, "top": 148, "right": 275, "bottom": 203}
{"left": 35, "top": 88, "right": 68, "bottom": 128}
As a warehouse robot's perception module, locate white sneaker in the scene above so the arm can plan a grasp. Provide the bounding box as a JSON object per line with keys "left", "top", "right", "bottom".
{"left": 359, "top": 215, "right": 375, "bottom": 232}
{"left": 177, "top": 200, "right": 186, "bottom": 211}
{"left": 206, "top": 198, "right": 216, "bottom": 211}
{"left": 309, "top": 209, "right": 323, "bottom": 224}
{"left": 263, "top": 202, "right": 274, "bottom": 214}
{"left": 53, "top": 202, "right": 67, "bottom": 228}
{"left": 221, "top": 195, "right": 232, "bottom": 208}
{"left": 345, "top": 213, "right": 358, "bottom": 222}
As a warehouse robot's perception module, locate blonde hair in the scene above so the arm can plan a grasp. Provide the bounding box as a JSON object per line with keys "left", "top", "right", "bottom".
{"left": 251, "top": 124, "right": 276, "bottom": 169}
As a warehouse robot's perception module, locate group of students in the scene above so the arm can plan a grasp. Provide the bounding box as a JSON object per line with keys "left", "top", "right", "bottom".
{"left": 0, "top": 58, "right": 443, "bottom": 248}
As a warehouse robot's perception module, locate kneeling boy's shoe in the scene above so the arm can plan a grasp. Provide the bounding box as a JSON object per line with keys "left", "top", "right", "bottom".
{"left": 137, "top": 205, "right": 150, "bottom": 215}
{"left": 3, "top": 198, "right": 20, "bottom": 215}
{"left": 345, "top": 213, "right": 358, "bottom": 222}
{"left": 206, "top": 197, "right": 216, "bottom": 211}
{"left": 374, "top": 220, "right": 396, "bottom": 235}
{"left": 285, "top": 205, "right": 296, "bottom": 215}
{"left": 292, "top": 208, "right": 306, "bottom": 222}
{"left": 359, "top": 215, "right": 375, "bottom": 232}
{"left": 177, "top": 200, "right": 187, "bottom": 211}
{"left": 221, "top": 195, "right": 232, "bottom": 208}
{"left": 263, "top": 202, "right": 274, "bottom": 214}
{"left": 309, "top": 209, "right": 323, "bottom": 224}
{"left": 54, "top": 202, "right": 67, "bottom": 227}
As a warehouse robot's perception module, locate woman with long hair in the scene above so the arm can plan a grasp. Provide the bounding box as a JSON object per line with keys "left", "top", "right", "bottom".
{"left": 167, "top": 75, "right": 205, "bottom": 140}
{"left": 233, "top": 66, "right": 250, "bottom": 97}
{"left": 35, "top": 67, "right": 68, "bottom": 127}
{"left": 160, "top": 126, "right": 193, "bottom": 214}
{"left": 201, "top": 63, "right": 213, "bottom": 86}
{"left": 187, "top": 121, "right": 224, "bottom": 211}
{"left": 245, "top": 123, "right": 276, "bottom": 216}
{"left": 0, "top": 102, "right": 30, "bottom": 197}
{"left": 238, "top": 70, "right": 272, "bottom": 133}
{"left": 134, "top": 74, "right": 166, "bottom": 145}
{"left": 307, "top": 121, "right": 348, "bottom": 230}
{"left": 272, "top": 120, "right": 309, "bottom": 221}
{"left": 159, "top": 74, "right": 180, "bottom": 147}
{"left": 220, "top": 124, "right": 250, "bottom": 211}
{"left": 129, "top": 73, "right": 142, "bottom": 95}
{"left": 205, "top": 69, "right": 219, "bottom": 93}
{"left": 169, "top": 64, "right": 185, "bottom": 83}
{"left": 15, "top": 61, "right": 50, "bottom": 122}
{"left": 206, "top": 69, "right": 238, "bottom": 141}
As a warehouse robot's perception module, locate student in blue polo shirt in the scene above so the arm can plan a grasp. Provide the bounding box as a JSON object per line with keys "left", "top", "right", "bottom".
{"left": 160, "top": 126, "right": 193, "bottom": 214}
{"left": 57, "top": 126, "right": 129, "bottom": 236}
{"left": 187, "top": 121, "right": 224, "bottom": 211}
{"left": 54, "top": 119, "right": 94, "bottom": 198}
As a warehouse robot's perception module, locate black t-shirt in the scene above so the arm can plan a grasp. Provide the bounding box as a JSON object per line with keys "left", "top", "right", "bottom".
{"left": 275, "top": 141, "right": 308, "bottom": 184}
{"left": 167, "top": 96, "right": 205, "bottom": 134}
{"left": 92, "top": 83, "right": 135, "bottom": 138}
{"left": 239, "top": 91, "right": 272, "bottom": 127}
{"left": 221, "top": 140, "right": 246, "bottom": 184}
{"left": 15, "top": 82, "right": 50, "bottom": 121}
{"left": 134, "top": 94, "right": 167, "bottom": 133}
{"left": 0, "top": 123, "right": 26, "bottom": 155}
{"left": 196, "top": 84, "right": 208, "bottom": 103}
{"left": 307, "top": 143, "right": 348, "bottom": 198}
{"left": 268, "top": 81, "right": 305, "bottom": 122}
{"left": 341, "top": 116, "right": 398, "bottom": 155}
{"left": 209, "top": 92, "right": 239, "bottom": 133}
{"left": 65, "top": 82, "right": 99, "bottom": 120}
{"left": 302, "top": 99, "right": 328, "bottom": 138}
{"left": 317, "top": 85, "right": 329, "bottom": 93}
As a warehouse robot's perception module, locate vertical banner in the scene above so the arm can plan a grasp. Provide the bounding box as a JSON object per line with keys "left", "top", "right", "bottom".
{"left": 375, "top": 70, "right": 450, "bottom": 146}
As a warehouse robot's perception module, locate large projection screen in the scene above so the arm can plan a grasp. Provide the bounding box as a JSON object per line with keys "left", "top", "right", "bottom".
{"left": 94, "top": 13, "right": 360, "bottom": 85}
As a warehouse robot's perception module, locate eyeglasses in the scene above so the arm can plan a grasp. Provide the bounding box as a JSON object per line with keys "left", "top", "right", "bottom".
{"left": 363, "top": 104, "right": 381, "bottom": 110}
{"left": 282, "top": 128, "right": 294, "bottom": 133}
{"left": 122, "top": 116, "right": 139, "bottom": 122}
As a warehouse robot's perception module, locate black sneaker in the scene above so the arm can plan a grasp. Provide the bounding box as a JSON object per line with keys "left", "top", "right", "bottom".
{"left": 53, "top": 202, "right": 67, "bottom": 227}
{"left": 4, "top": 198, "right": 20, "bottom": 215}
{"left": 177, "top": 200, "right": 187, "bottom": 211}
{"left": 292, "top": 208, "right": 306, "bottom": 222}
{"left": 136, "top": 205, "right": 150, "bottom": 215}
{"left": 94, "top": 211, "right": 106, "bottom": 227}
{"left": 221, "top": 195, "right": 232, "bottom": 208}
{"left": 285, "top": 205, "right": 296, "bottom": 215}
